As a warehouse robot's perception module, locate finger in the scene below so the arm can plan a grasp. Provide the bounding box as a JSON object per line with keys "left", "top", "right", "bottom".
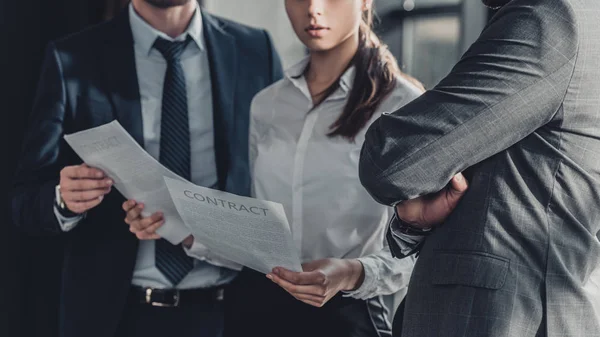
{"left": 67, "top": 196, "right": 104, "bottom": 214}
{"left": 268, "top": 274, "right": 327, "bottom": 307}
{"left": 143, "top": 219, "right": 164, "bottom": 236}
{"left": 446, "top": 174, "right": 468, "bottom": 208}
{"left": 132, "top": 212, "right": 163, "bottom": 231}
{"left": 133, "top": 218, "right": 162, "bottom": 240}
{"left": 128, "top": 225, "right": 159, "bottom": 238}
{"left": 273, "top": 267, "right": 326, "bottom": 286}
{"left": 450, "top": 173, "right": 469, "bottom": 193}
{"left": 125, "top": 204, "right": 145, "bottom": 223}
{"left": 61, "top": 187, "right": 111, "bottom": 202}
{"left": 267, "top": 273, "right": 326, "bottom": 297}
{"left": 135, "top": 230, "right": 161, "bottom": 240}
{"left": 293, "top": 293, "right": 328, "bottom": 306}
{"left": 432, "top": 174, "right": 469, "bottom": 221}
{"left": 62, "top": 178, "right": 113, "bottom": 191}
{"left": 61, "top": 165, "right": 87, "bottom": 180}
{"left": 63, "top": 165, "right": 106, "bottom": 179}
{"left": 122, "top": 200, "right": 137, "bottom": 212}
{"left": 136, "top": 231, "right": 161, "bottom": 240}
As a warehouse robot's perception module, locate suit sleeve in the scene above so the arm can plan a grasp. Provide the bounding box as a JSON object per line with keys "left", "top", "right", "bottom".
{"left": 12, "top": 42, "right": 68, "bottom": 235}
{"left": 359, "top": 0, "right": 578, "bottom": 206}
{"left": 263, "top": 30, "right": 284, "bottom": 84}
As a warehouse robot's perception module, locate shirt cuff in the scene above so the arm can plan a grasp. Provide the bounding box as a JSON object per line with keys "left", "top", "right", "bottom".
{"left": 389, "top": 214, "right": 427, "bottom": 256}
{"left": 184, "top": 240, "right": 243, "bottom": 271}
{"left": 54, "top": 205, "right": 85, "bottom": 232}
{"left": 342, "top": 258, "right": 378, "bottom": 300}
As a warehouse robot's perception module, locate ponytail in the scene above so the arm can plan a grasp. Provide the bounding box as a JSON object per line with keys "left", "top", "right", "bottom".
{"left": 314, "top": 7, "right": 424, "bottom": 141}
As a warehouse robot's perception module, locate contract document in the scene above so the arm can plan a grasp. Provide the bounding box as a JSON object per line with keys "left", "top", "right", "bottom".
{"left": 63, "top": 120, "right": 190, "bottom": 244}
{"left": 164, "top": 177, "right": 303, "bottom": 274}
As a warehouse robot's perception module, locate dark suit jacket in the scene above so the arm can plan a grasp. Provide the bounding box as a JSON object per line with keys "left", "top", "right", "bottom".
{"left": 359, "top": 0, "right": 600, "bottom": 336}
{"left": 11, "top": 9, "right": 283, "bottom": 337}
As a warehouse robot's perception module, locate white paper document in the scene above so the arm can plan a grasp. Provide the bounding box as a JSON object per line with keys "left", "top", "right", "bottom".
{"left": 164, "top": 177, "right": 303, "bottom": 274}
{"left": 63, "top": 120, "right": 191, "bottom": 244}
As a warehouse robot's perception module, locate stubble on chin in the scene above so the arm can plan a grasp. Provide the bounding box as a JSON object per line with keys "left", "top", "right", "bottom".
{"left": 480, "top": 0, "right": 510, "bottom": 9}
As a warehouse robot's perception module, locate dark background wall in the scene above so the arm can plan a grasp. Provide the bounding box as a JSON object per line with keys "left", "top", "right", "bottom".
{"left": 1, "top": 1, "right": 209, "bottom": 335}
{"left": 2, "top": 1, "right": 122, "bottom": 336}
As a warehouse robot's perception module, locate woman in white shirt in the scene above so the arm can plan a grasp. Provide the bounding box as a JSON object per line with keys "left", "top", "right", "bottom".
{"left": 226, "top": 1, "right": 425, "bottom": 336}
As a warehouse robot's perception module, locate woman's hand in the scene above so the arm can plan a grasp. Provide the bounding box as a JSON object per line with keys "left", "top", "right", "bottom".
{"left": 267, "top": 258, "right": 365, "bottom": 307}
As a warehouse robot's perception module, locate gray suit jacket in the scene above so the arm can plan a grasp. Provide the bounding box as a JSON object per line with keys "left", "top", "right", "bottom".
{"left": 359, "top": 0, "right": 600, "bottom": 336}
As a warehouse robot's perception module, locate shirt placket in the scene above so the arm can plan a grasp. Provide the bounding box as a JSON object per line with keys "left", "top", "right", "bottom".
{"left": 291, "top": 106, "right": 320, "bottom": 259}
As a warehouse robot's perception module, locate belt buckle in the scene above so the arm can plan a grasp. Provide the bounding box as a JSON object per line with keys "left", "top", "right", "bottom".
{"left": 145, "top": 288, "right": 180, "bottom": 307}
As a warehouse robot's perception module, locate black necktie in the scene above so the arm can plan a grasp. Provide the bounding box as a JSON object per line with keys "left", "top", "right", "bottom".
{"left": 153, "top": 36, "right": 194, "bottom": 286}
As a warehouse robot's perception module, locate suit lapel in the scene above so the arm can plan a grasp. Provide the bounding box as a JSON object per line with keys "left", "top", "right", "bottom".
{"left": 101, "top": 10, "right": 237, "bottom": 188}
{"left": 202, "top": 12, "right": 238, "bottom": 191}
{"left": 102, "top": 10, "right": 144, "bottom": 147}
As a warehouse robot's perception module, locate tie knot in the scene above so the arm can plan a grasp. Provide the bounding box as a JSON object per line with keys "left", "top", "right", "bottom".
{"left": 153, "top": 36, "right": 190, "bottom": 62}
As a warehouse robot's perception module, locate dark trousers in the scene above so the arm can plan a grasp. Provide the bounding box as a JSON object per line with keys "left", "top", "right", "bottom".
{"left": 224, "top": 268, "right": 391, "bottom": 337}
{"left": 115, "top": 289, "right": 224, "bottom": 337}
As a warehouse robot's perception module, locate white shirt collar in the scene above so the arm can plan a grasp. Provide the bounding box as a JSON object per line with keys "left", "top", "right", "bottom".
{"left": 285, "top": 56, "right": 356, "bottom": 95}
{"left": 129, "top": 2, "right": 205, "bottom": 56}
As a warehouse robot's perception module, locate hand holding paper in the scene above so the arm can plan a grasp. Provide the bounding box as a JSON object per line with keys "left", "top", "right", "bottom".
{"left": 65, "top": 121, "right": 303, "bottom": 273}
{"left": 164, "top": 177, "right": 303, "bottom": 274}
{"left": 122, "top": 199, "right": 164, "bottom": 240}
{"left": 58, "top": 164, "right": 113, "bottom": 214}
{"left": 63, "top": 120, "right": 191, "bottom": 244}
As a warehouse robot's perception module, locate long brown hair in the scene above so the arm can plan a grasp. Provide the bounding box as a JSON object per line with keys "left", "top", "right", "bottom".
{"left": 311, "top": 6, "right": 424, "bottom": 141}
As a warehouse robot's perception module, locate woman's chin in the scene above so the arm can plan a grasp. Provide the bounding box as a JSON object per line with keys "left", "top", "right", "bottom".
{"left": 305, "top": 42, "right": 338, "bottom": 54}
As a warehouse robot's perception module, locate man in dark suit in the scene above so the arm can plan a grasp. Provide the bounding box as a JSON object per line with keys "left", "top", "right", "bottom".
{"left": 359, "top": 0, "right": 600, "bottom": 336}
{"left": 11, "top": 0, "right": 283, "bottom": 336}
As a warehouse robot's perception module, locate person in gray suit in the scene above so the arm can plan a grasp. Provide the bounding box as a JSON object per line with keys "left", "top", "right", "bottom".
{"left": 358, "top": 0, "right": 600, "bottom": 336}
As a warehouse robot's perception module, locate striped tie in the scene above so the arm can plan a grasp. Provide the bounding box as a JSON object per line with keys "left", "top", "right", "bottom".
{"left": 153, "top": 36, "right": 194, "bottom": 286}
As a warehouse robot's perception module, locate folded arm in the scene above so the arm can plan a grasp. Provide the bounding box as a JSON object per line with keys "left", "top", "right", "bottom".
{"left": 359, "top": 0, "right": 577, "bottom": 206}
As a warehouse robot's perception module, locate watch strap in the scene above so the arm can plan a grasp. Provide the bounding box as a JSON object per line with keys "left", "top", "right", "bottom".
{"left": 55, "top": 185, "right": 79, "bottom": 218}
{"left": 393, "top": 207, "right": 433, "bottom": 236}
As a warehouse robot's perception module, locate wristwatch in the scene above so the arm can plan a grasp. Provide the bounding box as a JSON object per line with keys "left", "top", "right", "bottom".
{"left": 55, "top": 185, "right": 79, "bottom": 217}
{"left": 393, "top": 209, "right": 434, "bottom": 236}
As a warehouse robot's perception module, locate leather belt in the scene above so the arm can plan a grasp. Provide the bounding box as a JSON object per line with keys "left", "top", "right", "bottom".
{"left": 131, "top": 285, "right": 224, "bottom": 308}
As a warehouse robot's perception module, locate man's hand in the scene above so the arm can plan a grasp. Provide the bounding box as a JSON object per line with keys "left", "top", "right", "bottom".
{"left": 267, "top": 258, "right": 364, "bottom": 308}
{"left": 122, "top": 200, "right": 195, "bottom": 246}
{"left": 122, "top": 200, "right": 163, "bottom": 240}
{"left": 395, "top": 173, "right": 468, "bottom": 229}
{"left": 59, "top": 164, "right": 113, "bottom": 214}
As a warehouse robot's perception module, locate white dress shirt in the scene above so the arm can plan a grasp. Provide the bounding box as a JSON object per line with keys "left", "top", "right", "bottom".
{"left": 249, "top": 57, "right": 422, "bottom": 299}
{"left": 54, "top": 3, "right": 237, "bottom": 289}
